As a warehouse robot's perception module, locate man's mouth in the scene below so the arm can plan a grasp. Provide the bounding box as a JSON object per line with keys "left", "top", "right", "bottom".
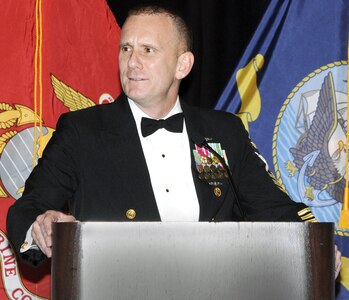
{"left": 128, "top": 76, "right": 146, "bottom": 81}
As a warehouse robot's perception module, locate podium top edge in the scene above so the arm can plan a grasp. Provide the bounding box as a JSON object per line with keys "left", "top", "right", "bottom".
{"left": 52, "top": 221, "right": 334, "bottom": 228}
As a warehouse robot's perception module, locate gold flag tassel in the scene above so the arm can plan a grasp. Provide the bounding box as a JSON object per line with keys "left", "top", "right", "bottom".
{"left": 338, "top": 35, "right": 349, "bottom": 230}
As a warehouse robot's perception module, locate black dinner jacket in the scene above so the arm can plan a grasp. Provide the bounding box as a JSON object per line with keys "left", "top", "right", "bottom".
{"left": 7, "top": 93, "right": 308, "bottom": 263}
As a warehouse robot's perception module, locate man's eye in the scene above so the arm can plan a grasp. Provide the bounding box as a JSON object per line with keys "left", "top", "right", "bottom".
{"left": 144, "top": 47, "right": 154, "bottom": 53}
{"left": 121, "top": 46, "right": 131, "bottom": 52}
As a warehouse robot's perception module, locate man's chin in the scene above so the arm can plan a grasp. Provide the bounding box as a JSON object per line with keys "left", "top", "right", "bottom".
{"left": 125, "top": 92, "right": 146, "bottom": 104}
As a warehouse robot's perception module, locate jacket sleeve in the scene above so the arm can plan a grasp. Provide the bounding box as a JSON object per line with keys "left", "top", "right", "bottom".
{"left": 229, "top": 117, "right": 316, "bottom": 222}
{"left": 6, "top": 113, "right": 79, "bottom": 266}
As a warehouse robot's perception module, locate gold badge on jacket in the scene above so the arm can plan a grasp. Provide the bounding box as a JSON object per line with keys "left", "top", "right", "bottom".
{"left": 193, "top": 142, "right": 229, "bottom": 186}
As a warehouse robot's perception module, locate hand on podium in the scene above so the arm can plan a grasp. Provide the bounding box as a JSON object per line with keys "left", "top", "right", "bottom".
{"left": 32, "top": 210, "right": 76, "bottom": 258}
{"left": 335, "top": 245, "right": 342, "bottom": 280}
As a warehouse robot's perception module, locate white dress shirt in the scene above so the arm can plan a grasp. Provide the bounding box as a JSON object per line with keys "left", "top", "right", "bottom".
{"left": 129, "top": 98, "right": 199, "bottom": 221}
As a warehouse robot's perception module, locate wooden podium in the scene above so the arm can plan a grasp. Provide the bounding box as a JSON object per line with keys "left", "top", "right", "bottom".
{"left": 51, "top": 222, "right": 334, "bottom": 300}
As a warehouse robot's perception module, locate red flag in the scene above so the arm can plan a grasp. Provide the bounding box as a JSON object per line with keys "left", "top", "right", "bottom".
{"left": 0, "top": 0, "right": 121, "bottom": 298}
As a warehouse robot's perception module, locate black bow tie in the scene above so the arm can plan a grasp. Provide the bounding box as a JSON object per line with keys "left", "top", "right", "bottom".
{"left": 141, "top": 113, "right": 184, "bottom": 137}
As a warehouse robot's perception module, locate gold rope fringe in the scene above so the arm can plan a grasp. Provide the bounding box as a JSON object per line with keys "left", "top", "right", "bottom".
{"left": 33, "top": 0, "right": 43, "bottom": 168}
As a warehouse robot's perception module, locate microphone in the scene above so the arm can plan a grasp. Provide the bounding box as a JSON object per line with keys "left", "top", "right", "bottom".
{"left": 190, "top": 133, "right": 246, "bottom": 221}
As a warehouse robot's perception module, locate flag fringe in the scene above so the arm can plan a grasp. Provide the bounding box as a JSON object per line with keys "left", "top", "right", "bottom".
{"left": 338, "top": 188, "right": 349, "bottom": 230}
{"left": 338, "top": 36, "right": 349, "bottom": 230}
{"left": 338, "top": 210, "right": 349, "bottom": 230}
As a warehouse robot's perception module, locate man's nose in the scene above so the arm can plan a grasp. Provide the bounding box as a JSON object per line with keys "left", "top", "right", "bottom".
{"left": 128, "top": 51, "right": 142, "bottom": 69}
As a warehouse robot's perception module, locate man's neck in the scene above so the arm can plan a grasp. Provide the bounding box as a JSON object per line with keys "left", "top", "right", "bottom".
{"left": 131, "top": 97, "right": 180, "bottom": 119}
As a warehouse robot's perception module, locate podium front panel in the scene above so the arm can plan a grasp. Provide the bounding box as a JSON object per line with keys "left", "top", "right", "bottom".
{"left": 52, "top": 222, "right": 334, "bottom": 300}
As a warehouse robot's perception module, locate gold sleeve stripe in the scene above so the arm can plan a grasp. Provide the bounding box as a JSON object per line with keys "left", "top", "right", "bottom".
{"left": 297, "top": 208, "right": 317, "bottom": 222}
{"left": 298, "top": 208, "right": 312, "bottom": 216}
{"left": 300, "top": 214, "right": 316, "bottom": 221}
{"left": 300, "top": 214, "right": 312, "bottom": 219}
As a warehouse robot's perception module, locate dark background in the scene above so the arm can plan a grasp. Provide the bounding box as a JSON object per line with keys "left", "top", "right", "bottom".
{"left": 106, "top": 0, "right": 270, "bottom": 108}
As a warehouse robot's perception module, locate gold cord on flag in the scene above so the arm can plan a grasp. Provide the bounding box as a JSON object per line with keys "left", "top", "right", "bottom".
{"left": 33, "top": 0, "right": 44, "bottom": 167}
{"left": 338, "top": 34, "right": 349, "bottom": 230}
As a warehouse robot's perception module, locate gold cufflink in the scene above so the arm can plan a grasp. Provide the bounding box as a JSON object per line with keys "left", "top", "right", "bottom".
{"left": 21, "top": 241, "right": 29, "bottom": 249}
{"left": 126, "top": 209, "right": 136, "bottom": 220}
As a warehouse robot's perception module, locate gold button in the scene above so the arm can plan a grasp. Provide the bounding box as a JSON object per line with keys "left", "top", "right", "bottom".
{"left": 214, "top": 187, "right": 221, "bottom": 197}
{"left": 126, "top": 209, "right": 136, "bottom": 220}
{"left": 21, "top": 241, "right": 29, "bottom": 249}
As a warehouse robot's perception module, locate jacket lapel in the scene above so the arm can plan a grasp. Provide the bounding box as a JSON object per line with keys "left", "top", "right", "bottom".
{"left": 100, "top": 95, "right": 160, "bottom": 221}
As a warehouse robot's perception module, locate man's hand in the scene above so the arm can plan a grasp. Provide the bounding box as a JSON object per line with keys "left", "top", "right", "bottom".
{"left": 335, "top": 245, "right": 342, "bottom": 279}
{"left": 31, "top": 210, "right": 76, "bottom": 258}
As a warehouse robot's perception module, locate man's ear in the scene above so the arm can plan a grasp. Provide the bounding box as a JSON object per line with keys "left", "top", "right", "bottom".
{"left": 176, "top": 51, "right": 194, "bottom": 80}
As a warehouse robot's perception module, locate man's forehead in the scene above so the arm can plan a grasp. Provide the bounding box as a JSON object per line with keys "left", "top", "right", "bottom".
{"left": 122, "top": 13, "right": 176, "bottom": 36}
{"left": 120, "top": 14, "right": 178, "bottom": 43}
{"left": 123, "top": 13, "right": 171, "bottom": 27}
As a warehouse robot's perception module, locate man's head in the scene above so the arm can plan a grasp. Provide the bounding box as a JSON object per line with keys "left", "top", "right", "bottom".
{"left": 118, "top": 5, "right": 194, "bottom": 118}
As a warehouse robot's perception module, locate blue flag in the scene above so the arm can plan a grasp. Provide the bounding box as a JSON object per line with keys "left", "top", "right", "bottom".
{"left": 215, "top": 0, "right": 349, "bottom": 297}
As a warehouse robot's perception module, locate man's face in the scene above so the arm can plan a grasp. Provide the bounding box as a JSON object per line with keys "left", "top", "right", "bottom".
{"left": 119, "top": 14, "right": 185, "bottom": 111}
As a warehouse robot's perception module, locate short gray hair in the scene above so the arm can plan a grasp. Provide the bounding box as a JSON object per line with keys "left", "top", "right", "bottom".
{"left": 127, "top": 5, "right": 193, "bottom": 52}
